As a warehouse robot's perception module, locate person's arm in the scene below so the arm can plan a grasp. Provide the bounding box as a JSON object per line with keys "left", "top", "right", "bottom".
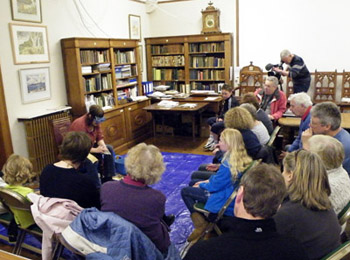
{"left": 199, "top": 164, "right": 230, "bottom": 192}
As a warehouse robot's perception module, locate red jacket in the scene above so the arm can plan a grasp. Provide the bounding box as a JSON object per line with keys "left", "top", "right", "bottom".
{"left": 254, "top": 88, "right": 287, "bottom": 120}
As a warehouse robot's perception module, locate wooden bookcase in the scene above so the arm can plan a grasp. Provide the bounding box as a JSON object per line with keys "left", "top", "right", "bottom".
{"left": 145, "top": 33, "right": 233, "bottom": 93}
{"left": 61, "top": 37, "right": 152, "bottom": 153}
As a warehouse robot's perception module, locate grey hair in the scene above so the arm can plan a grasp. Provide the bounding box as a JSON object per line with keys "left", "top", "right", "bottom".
{"left": 310, "top": 102, "right": 341, "bottom": 131}
{"left": 240, "top": 103, "right": 257, "bottom": 120}
{"left": 266, "top": 76, "right": 279, "bottom": 87}
{"left": 280, "top": 49, "right": 291, "bottom": 59}
{"left": 289, "top": 92, "right": 313, "bottom": 107}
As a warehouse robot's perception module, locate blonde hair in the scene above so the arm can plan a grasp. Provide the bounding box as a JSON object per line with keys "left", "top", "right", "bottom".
{"left": 125, "top": 143, "right": 165, "bottom": 185}
{"left": 2, "top": 154, "right": 35, "bottom": 185}
{"left": 283, "top": 150, "right": 331, "bottom": 210}
{"left": 308, "top": 135, "right": 344, "bottom": 170}
{"left": 221, "top": 129, "right": 252, "bottom": 180}
{"left": 224, "top": 107, "right": 254, "bottom": 130}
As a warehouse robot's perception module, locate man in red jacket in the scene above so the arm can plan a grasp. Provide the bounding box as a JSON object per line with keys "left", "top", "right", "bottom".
{"left": 254, "top": 76, "right": 287, "bottom": 120}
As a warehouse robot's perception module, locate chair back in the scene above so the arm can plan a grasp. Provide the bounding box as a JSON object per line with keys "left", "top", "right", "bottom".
{"left": 239, "top": 62, "right": 264, "bottom": 96}
{"left": 50, "top": 116, "right": 72, "bottom": 157}
{"left": 267, "top": 126, "right": 281, "bottom": 147}
{"left": 321, "top": 241, "right": 350, "bottom": 260}
{"left": 338, "top": 201, "right": 350, "bottom": 226}
{"left": 286, "top": 77, "right": 294, "bottom": 99}
{"left": 313, "top": 70, "right": 337, "bottom": 103}
{"left": 0, "top": 188, "right": 31, "bottom": 212}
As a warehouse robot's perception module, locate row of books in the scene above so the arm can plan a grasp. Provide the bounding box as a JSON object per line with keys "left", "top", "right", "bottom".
{"left": 189, "top": 42, "right": 225, "bottom": 53}
{"left": 190, "top": 57, "right": 225, "bottom": 68}
{"left": 85, "top": 93, "right": 115, "bottom": 108}
{"left": 191, "top": 82, "right": 225, "bottom": 92}
{"left": 190, "top": 70, "right": 225, "bottom": 80}
{"left": 114, "top": 50, "right": 135, "bottom": 64}
{"left": 117, "top": 87, "right": 137, "bottom": 99}
{"left": 116, "top": 78, "right": 137, "bottom": 88}
{"left": 151, "top": 44, "right": 184, "bottom": 54}
{"left": 152, "top": 55, "right": 185, "bottom": 67}
{"left": 83, "top": 74, "right": 113, "bottom": 92}
{"left": 115, "top": 65, "right": 137, "bottom": 78}
{"left": 178, "top": 84, "right": 191, "bottom": 94}
{"left": 80, "top": 50, "right": 110, "bottom": 64}
{"left": 152, "top": 68, "right": 185, "bottom": 81}
{"left": 82, "top": 63, "right": 111, "bottom": 74}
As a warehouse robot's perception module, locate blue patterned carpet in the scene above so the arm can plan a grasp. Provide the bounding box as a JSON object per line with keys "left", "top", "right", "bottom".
{"left": 0, "top": 152, "right": 212, "bottom": 257}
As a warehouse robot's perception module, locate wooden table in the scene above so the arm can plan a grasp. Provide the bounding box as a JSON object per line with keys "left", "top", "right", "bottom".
{"left": 0, "top": 250, "right": 31, "bottom": 260}
{"left": 143, "top": 102, "right": 209, "bottom": 141}
{"left": 172, "top": 96, "right": 223, "bottom": 114}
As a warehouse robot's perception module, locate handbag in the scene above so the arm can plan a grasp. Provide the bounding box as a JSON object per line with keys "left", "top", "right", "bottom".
{"left": 115, "top": 155, "right": 126, "bottom": 175}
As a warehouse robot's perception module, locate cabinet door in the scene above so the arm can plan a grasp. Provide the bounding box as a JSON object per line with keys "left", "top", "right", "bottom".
{"left": 125, "top": 101, "right": 152, "bottom": 140}
{"left": 101, "top": 109, "right": 127, "bottom": 148}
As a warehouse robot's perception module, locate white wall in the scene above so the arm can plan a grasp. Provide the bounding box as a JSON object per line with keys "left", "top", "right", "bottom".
{"left": 0, "top": 0, "right": 147, "bottom": 157}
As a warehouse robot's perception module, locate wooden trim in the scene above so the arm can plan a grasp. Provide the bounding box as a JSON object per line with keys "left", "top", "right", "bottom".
{"left": 0, "top": 64, "right": 14, "bottom": 168}
{"left": 128, "top": 0, "right": 194, "bottom": 3}
{"left": 236, "top": 0, "right": 239, "bottom": 67}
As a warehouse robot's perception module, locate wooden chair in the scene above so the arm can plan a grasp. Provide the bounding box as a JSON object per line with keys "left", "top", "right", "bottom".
{"left": 267, "top": 126, "right": 281, "bottom": 147}
{"left": 239, "top": 62, "right": 264, "bottom": 96}
{"left": 286, "top": 77, "right": 294, "bottom": 99}
{"left": 52, "top": 233, "right": 85, "bottom": 260}
{"left": 50, "top": 116, "right": 72, "bottom": 158}
{"left": 321, "top": 241, "right": 350, "bottom": 260}
{"left": 338, "top": 201, "right": 350, "bottom": 226}
{"left": 313, "top": 70, "right": 337, "bottom": 103}
{"left": 338, "top": 70, "right": 350, "bottom": 112}
{"left": 0, "top": 188, "right": 42, "bottom": 255}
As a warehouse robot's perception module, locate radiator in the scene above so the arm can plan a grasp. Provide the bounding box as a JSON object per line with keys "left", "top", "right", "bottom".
{"left": 22, "top": 111, "right": 71, "bottom": 173}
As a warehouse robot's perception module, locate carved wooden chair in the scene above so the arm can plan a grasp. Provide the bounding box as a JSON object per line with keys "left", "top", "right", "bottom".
{"left": 313, "top": 70, "right": 337, "bottom": 103}
{"left": 286, "top": 77, "right": 294, "bottom": 99}
{"left": 50, "top": 116, "right": 72, "bottom": 158}
{"left": 239, "top": 62, "right": 264, "bottom": 96}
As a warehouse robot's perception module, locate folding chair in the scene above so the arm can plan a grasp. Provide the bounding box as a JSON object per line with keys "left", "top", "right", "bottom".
{"left": 338, "top": 201, "right": 350, "bottom": 226}
{"left": 181, "top": 160, "right": 261, "bottom": 258}
{"left": 267, "top": 126, "right": 281, "bottom": 147}
{"left": 0, "top": 188, "right": 42, "bottom": 255}
{"left": 321, "top": 241, "right": 350, "bottom": 260}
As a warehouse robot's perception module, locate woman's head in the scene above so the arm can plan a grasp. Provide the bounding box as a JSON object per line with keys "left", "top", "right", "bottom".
{"left": 60, "top": 131, "right": 92, "bottom": 164}
{"left": 308, "top": 135, "right": 344, "bottom": 170}
{"left": 283, "top": 150, "right": 331, "bottom": 210}
{"left": 87, "top": 105, "right": 105, "bottom": 126}
{"left": 241, "top": 93, "right": 260, "bottom": 110}
{"left": 2, "top": 154, "right": 35, "bottom": 185}
{"left": 220, "top": 129, "right": 252, "bottom": 178}
{"left": 240, "top": 103, "right": 258, "bottom": 121}
{"left": 224, "top": 107, "right": 254, "bottom": 130}
{"left": 125, "top": 143, "right": 165, "bottom": 185}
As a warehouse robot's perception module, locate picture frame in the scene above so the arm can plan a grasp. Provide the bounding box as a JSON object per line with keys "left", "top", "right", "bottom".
{"left": 19, "top": 67, "right": 51, "bottom": 104}
{"left": 129, "top": 14, "right": 141, "bottom": 40}
{"left": 11, "top": 0, "right": 42, "bottom": 23}
{"left": 9, "top": 23, "right": 50, "bottom": 64}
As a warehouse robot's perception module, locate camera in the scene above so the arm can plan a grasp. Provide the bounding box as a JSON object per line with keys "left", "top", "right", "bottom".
{"left": 265, "top": 62, "right": 284, "bottom": 80}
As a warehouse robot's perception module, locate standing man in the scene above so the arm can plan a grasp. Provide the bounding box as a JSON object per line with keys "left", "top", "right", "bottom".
{"left": 285, "top": 92, "right": 313, "bottom": 153}
{"left": 69, "top": 105, "right": 116, "bottom": 183}
{"left": 273, "top": 49, "right": 311, "bottom": 93}
{"left": 184, "top": 164, "right": 308, "bottom": 260}
{"left": 302, "top": 102, "right": 350, "bottom": 174}
{"left": 254, "top": 76, "right": 287, "bottom": 120}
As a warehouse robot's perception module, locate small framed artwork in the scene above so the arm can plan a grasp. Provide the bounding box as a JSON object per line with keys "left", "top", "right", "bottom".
{"left": 19, "top": 67, "right": 51, "bottom": 104}
{"left": 129, "top": 14, "right": 141, "bottom": 40}
{"left": 11, "top": 0, "right": 42, "bottom": 23}
{"left": 9, "top": 23, "right": 50, "bottom": 64}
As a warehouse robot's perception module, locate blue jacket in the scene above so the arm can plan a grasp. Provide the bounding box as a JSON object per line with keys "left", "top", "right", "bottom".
{"left": 200, "top": 160, "right": 241, "bottom": 216}
{"left": 288, "top": 109, "right": 311, "bottom": 152}
{"left": 65, "top": 208, "right": 180, "bottom": 260}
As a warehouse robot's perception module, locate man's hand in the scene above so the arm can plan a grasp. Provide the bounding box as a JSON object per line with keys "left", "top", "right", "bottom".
{"left": 206, "top": 163, "right": 220, "bottom": 172}
{"left": 92, "top": 145, "right": 108, "bottom": 154}
{"left": 301, "top": 128, "right": 313, "bottom": 150}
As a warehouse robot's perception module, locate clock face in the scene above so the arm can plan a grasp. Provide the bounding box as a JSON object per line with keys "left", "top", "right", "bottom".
{"left": 205, "top": 15, "right": 215, "bottom": 28}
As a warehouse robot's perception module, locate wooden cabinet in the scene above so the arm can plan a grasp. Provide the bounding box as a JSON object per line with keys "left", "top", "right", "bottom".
{"left": 145, "top": 33, "right": 233, "bottom": 93}
{"left": 61, "top": 37, "right": 151, "bottom": 152}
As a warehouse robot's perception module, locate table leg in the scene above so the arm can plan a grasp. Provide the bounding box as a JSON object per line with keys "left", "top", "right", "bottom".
{"left": 198, "top": 112, "right": 203, "bottom": 138}
{"left": 162, "top": 115, "right": 165, "bottom": 136}
{"left": 152, "top": 114, "right": 156, "bottom": 137}
{"left": 192, "top": 113, "right": 196, "bottom": 141}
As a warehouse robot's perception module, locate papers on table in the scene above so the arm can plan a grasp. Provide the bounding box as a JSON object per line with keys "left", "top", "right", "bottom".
{"left": 157, "top": 100, "right": 179, "bottom": 108}
{"left": 178, "top": 103, "right": 197, "bottom": 108}
{"left": 204, "top": 97, "right": 220, "bottom": 101}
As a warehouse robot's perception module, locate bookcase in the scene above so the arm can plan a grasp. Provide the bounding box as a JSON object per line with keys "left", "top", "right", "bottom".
{"left": 61, "top": 37, "right": 151, "bottom": 153}
{"left": 145, "top": 33, "right": 233, "bottom": 93}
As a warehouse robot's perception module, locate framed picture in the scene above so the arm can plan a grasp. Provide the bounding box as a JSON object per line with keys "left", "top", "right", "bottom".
{"left": 11, "top": 0, "right": 42, "bottom": 23}
{"left": 9, "top": 23, "right": 50, "bottom": 64}
{"left": 129, "top": 15, "right": 141, "bottom": 40}
{"left": 19, "top": 67, "right": 51, "bottom": 104}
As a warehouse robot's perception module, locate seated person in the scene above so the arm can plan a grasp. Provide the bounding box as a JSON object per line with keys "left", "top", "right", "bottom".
{"left": 100, "top": 143, "right": 171, "bottom": 254}
{"left": 181, "top": 129, "right": 252, "bottom": 241}
{"left": 224, "top": 107, "right": 262, "bottom": 159}
{"left": 254, "top": 76, "right": 287, "bottom": 121}
{"left": 274, "top": 150, "right": 341, "bottom": 260}
{"left": 308, "top": 135, "right": 350, "bottom": 215}
{"left": 204, "top": 84, "right": 239, "bottom": 151}
{"left": 184, "top": 164, "right": 308, "bottom": 260}
{"left": 2, "top": 154, "right": 36, "bottom": 228}
{"left": 240, "top": 103, "right": 270, "bottom": 145}
{"left": 40, "top": 131, "right": 100, "bottom": 209}
{"left": 240, "top": 92, "right": 273, "bottom": 134}
{"left": 69, "top": 105, "right": 115, "bottom": 183}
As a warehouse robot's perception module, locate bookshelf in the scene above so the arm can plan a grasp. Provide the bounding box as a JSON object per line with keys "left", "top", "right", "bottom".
{"left": 145, "top": 33, "right": 233, "bottom": 94}
{"left": 61, "top": 37, "right": 151, "bottom": 153}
